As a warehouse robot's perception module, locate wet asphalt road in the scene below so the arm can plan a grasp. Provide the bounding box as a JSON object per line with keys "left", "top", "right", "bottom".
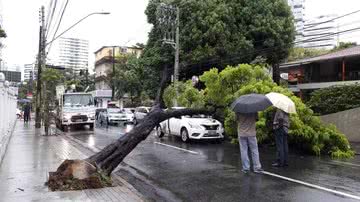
{"left": 67, "top": 124, "right": 360, "bottom": 202}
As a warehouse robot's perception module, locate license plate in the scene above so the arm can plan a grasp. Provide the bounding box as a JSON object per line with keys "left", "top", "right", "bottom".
{"left": 76, "top": 119, "right": 83, "bottom": 122}
{"left": 208, "top": 130, "right": 217, "bottom": 135}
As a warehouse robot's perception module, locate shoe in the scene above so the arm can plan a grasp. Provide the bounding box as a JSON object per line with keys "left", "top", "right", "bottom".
{"left": 241, "top": 169, "right": 250, "bottom": 174}
{"left": 272, "top": 163, "right": 284, "bottom": 167}
{"left": 253, "top": 168, "right": 264, "bottom": 173}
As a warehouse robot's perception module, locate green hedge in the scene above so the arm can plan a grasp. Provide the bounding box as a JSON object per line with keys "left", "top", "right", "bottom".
{"left": 308, "top": 84, "right": 360, "bottom": 115}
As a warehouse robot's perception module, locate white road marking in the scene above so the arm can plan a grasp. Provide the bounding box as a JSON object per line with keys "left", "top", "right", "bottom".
{"left": 154, "top": 142, "right": 199, "bottom": 155}
{"left": 262, "top": 171, "right": 360, "bottom": 201}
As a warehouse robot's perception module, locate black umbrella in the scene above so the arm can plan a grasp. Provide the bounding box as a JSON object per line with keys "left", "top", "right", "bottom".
{"left": 230, "top": 93, "right": 272, "bottom": 113}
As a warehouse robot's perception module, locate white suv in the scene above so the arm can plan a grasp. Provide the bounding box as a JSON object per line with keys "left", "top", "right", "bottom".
{"left": 156, "top": 111, "right": 224, "bottom": 142}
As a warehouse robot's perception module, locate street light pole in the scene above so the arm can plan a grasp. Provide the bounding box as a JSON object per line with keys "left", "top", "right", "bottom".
{"left": 46, "top": 12, "right": 110, "bottom": 46}
{"left": 35, "top": 10, "right": 110, "bottom": 128}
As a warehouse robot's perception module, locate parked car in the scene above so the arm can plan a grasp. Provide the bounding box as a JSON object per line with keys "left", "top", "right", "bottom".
{"left": 98, "top": 108, "right": 134, "bottom": 125}
{"left": 156, "top": 108, "right": 224, "bottom": 142}
{"left": 134, "top": 106, "right": 151, "bottom": 124}
{"left": 123, "top": 108, "right": 135, "bottom": 123}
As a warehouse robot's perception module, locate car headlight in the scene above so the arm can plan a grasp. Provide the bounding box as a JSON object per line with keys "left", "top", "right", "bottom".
{"left": 89, "top": 114, "right": 95, "bottom": 119}
{"left": 189, "top": 123, "right": 202, "bottom": 129}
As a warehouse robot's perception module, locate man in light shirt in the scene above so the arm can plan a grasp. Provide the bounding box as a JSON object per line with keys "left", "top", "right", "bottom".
{"left": 236, "top": 113, "right": 263, "bottom": 173}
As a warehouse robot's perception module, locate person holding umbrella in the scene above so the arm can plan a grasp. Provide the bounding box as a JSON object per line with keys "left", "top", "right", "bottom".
{"left": 266, "top": 92, "right": 296, "bottom": 167}
{"left": 231, "top": 94, "right": 272, "bottom": 173}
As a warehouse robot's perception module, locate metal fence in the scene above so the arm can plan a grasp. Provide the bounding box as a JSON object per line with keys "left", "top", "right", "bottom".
{"left": 0, "top": 81, "right": 17, "bottom": 139}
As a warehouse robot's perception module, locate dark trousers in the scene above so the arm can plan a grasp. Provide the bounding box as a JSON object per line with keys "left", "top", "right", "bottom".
{"left": 24, "top": 112, "right": 30, "bottom": 123}
{"left": 274, "top": 128, "right": 289, "bottom": 166}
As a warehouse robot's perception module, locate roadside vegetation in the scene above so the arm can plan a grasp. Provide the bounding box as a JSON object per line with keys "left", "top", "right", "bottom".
{"left": 308, "top": 84, "right": 360, "bottom": 115}
{"left": 164, "top": 64, "right": 354, "bottom": 158}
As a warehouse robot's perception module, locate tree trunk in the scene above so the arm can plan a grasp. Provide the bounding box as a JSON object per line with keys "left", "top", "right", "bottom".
{"left": 272, "top": 63, "right": 280, "bottom": 85}
{"left": 87, "top": 107, "right": 209, "bottom": 175}
{"left": 48, "top": 65, "right": 212, "bottom": 190}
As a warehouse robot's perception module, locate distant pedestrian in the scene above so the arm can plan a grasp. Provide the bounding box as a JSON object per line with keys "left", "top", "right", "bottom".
{"left": 272, "top": 109, "right": 290, "bottom": 167}
{"left": 236, "top": 113, "right": 263, "bottom": 173}
{"left": 23, "top": 103, "right": 31, "bottom": 123}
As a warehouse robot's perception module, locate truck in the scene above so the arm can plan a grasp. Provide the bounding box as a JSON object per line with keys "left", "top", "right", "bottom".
{"left": 55, "top": 85, "right": 96, "bottom": 131}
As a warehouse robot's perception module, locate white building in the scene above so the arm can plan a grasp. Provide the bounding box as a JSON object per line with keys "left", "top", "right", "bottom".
{"left": 92, "top": 46, "right": 143, "bottom": 108}
{"left": 23, "top": 64, "right": 36, "bottom": 81}
{"left": 302, "top": 14, "right": 338, "bottom": 49}
{"left": 287, "top": 0, "right": 306, "bottom": 43}
{"left": 49, "top": 37, "right": 89, "bottom": 72}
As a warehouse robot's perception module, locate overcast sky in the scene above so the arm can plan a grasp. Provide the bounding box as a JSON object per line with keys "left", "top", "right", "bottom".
{"left": 1, "top": 0, "right": 360, "bottom": 70}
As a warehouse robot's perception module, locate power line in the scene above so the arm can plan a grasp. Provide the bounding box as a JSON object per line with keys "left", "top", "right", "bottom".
{"left": 45, "top": 0, "right": 58, "bottom": 39}
{"left": 249, "top": 9, "right": 360, "bottom": 48}
{"left": 302, "top": 9, "right": 360, "bottom": 31}
{"left": 180, "top": 27, "right": 360, "bottom": 71}
{"left": 47, "top": 0, "right": 69, "bottom": 55}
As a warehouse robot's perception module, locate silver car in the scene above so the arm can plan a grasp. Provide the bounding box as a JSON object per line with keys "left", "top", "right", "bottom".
{"left": 134, "top": 106, "right": 150, "bottom": 125}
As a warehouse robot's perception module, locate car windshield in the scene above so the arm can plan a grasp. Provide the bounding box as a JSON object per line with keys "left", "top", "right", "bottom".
{"left": 108, "top": 108, "right": 122, "bottom": 114}
{"left": 64, "top": 94, "right": 94, "bottom": 107}
{"left": 183, "top": 114, "right": 211, "bottom": 118}
{"left": 123, "top": 109, "right": 133, "bottom": 114}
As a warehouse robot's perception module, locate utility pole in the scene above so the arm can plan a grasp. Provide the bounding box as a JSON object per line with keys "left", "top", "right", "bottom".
{"left": 157, "top": 3, "right": 180, "bottom": 106}
{"left": 35, "top": 6, "right": 45, "bottom": 128}
{"left": 112, "top": 46, "right": 115, "bottom": 100}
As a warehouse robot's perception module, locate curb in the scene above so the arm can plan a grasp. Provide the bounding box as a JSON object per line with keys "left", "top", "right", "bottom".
{"left": 0, "top": 120, "right": 16, "bottom": 166}
{"left": 61, "top": 134, "right": 145, "bottom": 201}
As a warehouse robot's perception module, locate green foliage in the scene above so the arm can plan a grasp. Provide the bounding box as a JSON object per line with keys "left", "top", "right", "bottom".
{"left": 163, "top": 81, "right": 205, "bottom": 108}
{"left": 287, "top": 47, "right": 329, "bottom": 62}
{"left": 0, "top": 27, "right": 6, "bottom": 38}
{"left": 332, "top": 42, "right": 357, "bottom": 52}
{"left": 63, "top": 68, "right": 95, "bottom": 92}
{"left": 171, "top": 64, "right": 353, "bottom": 158}
{"left": 106, "top": 54, "right": 151, "bottom": 105}
{"left": 307, "top": 84, "right": 360, "bottom": 115}
{"left": 143, "top": 0, "right": 295, "bottom": 97}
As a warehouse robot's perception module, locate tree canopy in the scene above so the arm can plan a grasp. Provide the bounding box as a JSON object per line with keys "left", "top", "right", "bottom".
{"left": 143, "top": 0, "right": 295, "bottom": 84}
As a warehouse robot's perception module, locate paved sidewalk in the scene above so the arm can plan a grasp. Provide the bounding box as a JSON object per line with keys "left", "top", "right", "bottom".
{"left": 0, "top": 122, "right": 143, "bottom": 201}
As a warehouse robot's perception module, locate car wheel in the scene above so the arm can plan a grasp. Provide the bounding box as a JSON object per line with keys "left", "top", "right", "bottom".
{"left": 156, "top": 125, "right": 164, "bottom": 138}
{"left": 181, "top": 128, "right": 189, "bottom": 143}
{"left": 133, "top": 118, "right": 138, "bottom": 125}
{"left": 89, "top": 123, "right": 94, "bottom": 130}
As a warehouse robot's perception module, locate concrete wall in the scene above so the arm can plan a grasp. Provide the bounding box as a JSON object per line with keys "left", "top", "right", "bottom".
{"left": 320, "top": 107, "right": 360, "bottom": 142}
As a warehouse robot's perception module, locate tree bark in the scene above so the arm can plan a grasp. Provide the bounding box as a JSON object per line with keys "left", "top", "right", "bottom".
{"left": 53, "top": 65, "right": 211, "bottom": 178}
{"left": 87, "top": 107, "right": 209, "bottom": 175}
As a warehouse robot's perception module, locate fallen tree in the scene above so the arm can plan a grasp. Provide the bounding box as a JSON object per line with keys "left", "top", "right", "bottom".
{"left": 47, "top": 66, "right": 211, "bottom": 191}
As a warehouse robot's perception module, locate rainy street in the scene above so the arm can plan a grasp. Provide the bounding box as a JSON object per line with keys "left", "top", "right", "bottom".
{"left": 66, "top": 124, "right": 360, "bottom": 202}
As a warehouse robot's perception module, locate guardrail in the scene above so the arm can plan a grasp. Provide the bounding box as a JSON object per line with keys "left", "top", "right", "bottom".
{"left": 0, "top": 81, "right": 17, "bottom": 142}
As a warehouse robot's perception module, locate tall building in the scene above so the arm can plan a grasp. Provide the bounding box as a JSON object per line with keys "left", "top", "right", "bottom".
{"left": 302, "top": 15, "right": 338, "bottom": 49}
{"left": 23, "top": 64, "right": 36, "bottom": 81}
{"left": 92, "top": 46, "right": 143, "bottom": 108}
{"left": 287, "top": 0, "right": 306, "bottom": 43}
{"left": 50, "top": 37, "right": 89, "bottom": 72}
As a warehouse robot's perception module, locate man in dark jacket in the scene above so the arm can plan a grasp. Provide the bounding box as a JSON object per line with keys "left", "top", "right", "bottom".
{"left": 23, "top": 103, "right": 31, "bottom": 123}
{"left": 272, "top": 109, "right": 290, "bottom": 167}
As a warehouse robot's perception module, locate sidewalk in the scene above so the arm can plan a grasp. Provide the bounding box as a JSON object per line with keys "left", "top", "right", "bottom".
{"left": 0, "top": 121, "right": 143, "bottom": 201}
